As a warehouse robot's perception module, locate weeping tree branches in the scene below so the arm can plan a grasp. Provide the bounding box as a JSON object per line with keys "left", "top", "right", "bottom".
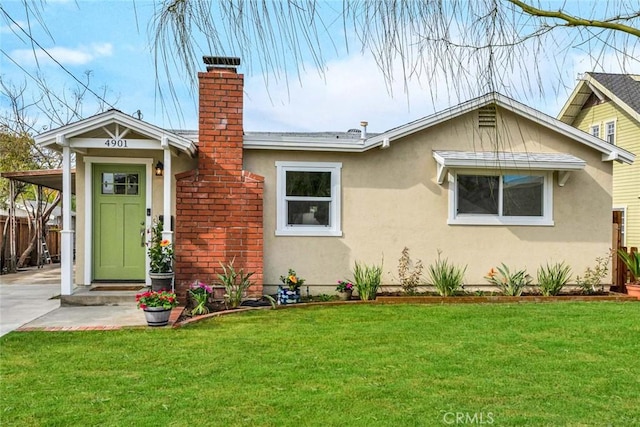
{"left": 151, "top": 0, "right": 640, "bottom": 108}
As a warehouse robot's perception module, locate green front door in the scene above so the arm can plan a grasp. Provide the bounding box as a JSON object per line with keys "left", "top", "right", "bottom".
{"left": 93, "top": 164, "right": 146, "bottom": 281}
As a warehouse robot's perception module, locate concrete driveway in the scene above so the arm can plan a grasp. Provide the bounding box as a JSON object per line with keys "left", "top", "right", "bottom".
{"left": 0, "top": 265, "right": 151, "bottom": 336}
{"left": 0, "top": 265, "right": 61, "bottom": 337}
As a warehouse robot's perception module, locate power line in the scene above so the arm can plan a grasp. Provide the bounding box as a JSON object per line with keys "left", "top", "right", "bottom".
{"left": 0, "top": 5, "right": 116, "bottom": 110}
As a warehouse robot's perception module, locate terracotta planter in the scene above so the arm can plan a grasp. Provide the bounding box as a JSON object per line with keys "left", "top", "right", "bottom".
{"left": 149, "top": 272, "right": 174, "bottom": 292}
{"left": 626, "top": 283, "right": 640, "bottom": 300}
{"left": 143, "top": 307, "right": 172, "bottom": 326}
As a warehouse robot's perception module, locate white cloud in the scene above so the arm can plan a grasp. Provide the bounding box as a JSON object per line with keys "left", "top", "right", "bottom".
{"left": 244, "top": 53, "right": 469, "bottom": 133}
{"left": 9, "top": 43, "right": 113, "bottom": 66}
{"left": 0, "top": 20, "right": 27, "bottom": 34}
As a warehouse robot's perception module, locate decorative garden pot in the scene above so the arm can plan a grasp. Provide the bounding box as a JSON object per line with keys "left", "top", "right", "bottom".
{"left": 149, "top": 272, "right": 174, "bottom": 292}
{"left": 337, "top": 290, "right": 352, "bottom": 301}
{"left": 277, "top": 286, "right": 301, "bottom": 304}
{"left": 143, "top": 307, "right": 172, "bottom": 327}
{"left": 626, "top": 283, "right": 640, "bottom": 300}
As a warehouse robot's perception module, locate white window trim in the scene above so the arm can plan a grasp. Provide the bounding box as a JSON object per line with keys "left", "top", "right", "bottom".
{"left": 275, "top": 161, "right": 342, "bottom": 236}
{"left": 448, "top": 169, "right": 554, "bottom": 226}
{"left": 605, "top": 119, "right": 617, "bottom": 145}
{"left": 590, "top": 123, "right": 601, "bottom": 139}
{"left": 613, "top": 205, "right": 627, "bottom": 247}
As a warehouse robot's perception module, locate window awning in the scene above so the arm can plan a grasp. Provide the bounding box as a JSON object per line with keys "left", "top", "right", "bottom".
{"left": 433, "top": 150, "right": 586, "bottom": 187}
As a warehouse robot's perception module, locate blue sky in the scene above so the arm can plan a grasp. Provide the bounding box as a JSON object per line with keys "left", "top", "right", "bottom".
{"left": 1, "top": 0, "right": 639, "bottom": 135}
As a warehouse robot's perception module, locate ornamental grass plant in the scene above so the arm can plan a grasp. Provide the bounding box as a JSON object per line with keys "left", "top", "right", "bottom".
{"left": 485, "top": 263, "right": 532, "bottom": 296}
{"left": 427, "top": 252, "right": 467, "bottom": 297}
{"left": 218, "top": 260, "right": 255, "bottom": 308}
{"left": 352, "top": 260, "right": 383, "bottom": 300}
{"left": 537, "top": 262, "right": 571, "bottom": 296}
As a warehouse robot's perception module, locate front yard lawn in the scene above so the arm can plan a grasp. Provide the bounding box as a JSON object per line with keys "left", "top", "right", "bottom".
{"left": 1, "top": 302, "right": 639, "bottom": 426}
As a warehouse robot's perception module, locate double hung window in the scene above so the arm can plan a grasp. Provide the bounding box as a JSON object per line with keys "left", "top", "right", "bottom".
{"left": 276, "top": 162, "right": 342, "bottom": 236}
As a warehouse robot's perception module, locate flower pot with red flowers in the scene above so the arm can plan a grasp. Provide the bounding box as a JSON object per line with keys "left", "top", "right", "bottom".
{"left": 148, "top": 219, "right": 174, "bottom": 291}
{"left": 277, "top": 269, "right": 304, "bottom": 304}
{"left": 136, "top": 290, "right": 178, "bottom": 326}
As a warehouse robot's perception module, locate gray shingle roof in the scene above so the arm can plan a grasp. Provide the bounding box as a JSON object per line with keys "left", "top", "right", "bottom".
{"left": 587, "top": 73, "right": 640, "bottom": 115}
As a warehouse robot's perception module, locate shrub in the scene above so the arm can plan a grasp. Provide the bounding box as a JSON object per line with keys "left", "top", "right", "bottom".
{"left": 427, "top": 252, "right": 466, "bottom": 297}
{"left": 576, "top": 253, "right": 610, "bottom": 294}
{"left": 537, "top": 262, "right": 571, "bottom": 296}
{"left": 485, "top": 263, "right": 532, "bottom": 296}
{"left": 352, "top": 260, "right": 383, "bottom": 301}
{"left": 397, "top": 247, "right": 424, "bottom": 295}
{"left": 217, "top": 260, "right": 255, "bottom": 308}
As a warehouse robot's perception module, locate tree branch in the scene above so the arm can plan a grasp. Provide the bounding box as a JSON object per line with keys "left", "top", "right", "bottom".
{"left": 507, "top": 0, "right": 640, "bottom": 38}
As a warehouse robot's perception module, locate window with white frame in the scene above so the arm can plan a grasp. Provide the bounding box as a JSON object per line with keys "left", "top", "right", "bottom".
{"left": 605, "top": 120, "right": 616, "bottom": 144}
{"left": 590, "top": 124, "right": 600, "bottom": 138}
{"left": 275, "top": 161, "right": 342, "bottom": 236}
{"left": 449, "top": 171, "right": 553, "bottom": 226}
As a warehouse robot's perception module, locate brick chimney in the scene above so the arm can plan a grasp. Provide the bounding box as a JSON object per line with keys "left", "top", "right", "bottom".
{"left": 174, "top": 57, "right": 264, "bottom": 300}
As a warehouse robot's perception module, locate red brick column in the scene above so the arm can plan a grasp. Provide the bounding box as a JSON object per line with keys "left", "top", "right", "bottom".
{"left": 174, "top": 60, "right": 264, "bottom": 300}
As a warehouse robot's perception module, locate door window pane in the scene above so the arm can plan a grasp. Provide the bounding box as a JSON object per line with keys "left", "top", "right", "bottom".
{"left": 102, "top": 172, "right": 139, "bottom": 195}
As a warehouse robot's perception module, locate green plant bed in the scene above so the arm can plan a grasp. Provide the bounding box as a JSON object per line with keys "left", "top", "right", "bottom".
{"left": 2, "top": 303, "right": 640, "bottom": 425}
{"left": 377, "top": 292, "right": 637, "bottom": 304}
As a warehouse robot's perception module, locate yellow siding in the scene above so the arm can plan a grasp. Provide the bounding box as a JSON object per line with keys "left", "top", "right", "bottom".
{"left": 572, "top": 101, "right": 640, "bottom": 248}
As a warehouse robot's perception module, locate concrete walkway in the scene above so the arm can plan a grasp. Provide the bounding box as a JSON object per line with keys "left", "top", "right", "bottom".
{"left": 0, "top": 265, "right": 157, "bottom": 336}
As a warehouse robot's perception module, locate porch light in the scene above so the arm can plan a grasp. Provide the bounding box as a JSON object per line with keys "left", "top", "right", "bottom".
{"left": 155, "top": 161, "right": 164, "bottom": 177}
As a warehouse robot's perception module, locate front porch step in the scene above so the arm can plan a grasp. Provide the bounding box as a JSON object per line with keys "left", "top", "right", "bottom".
{"left": 61, "top": 286, "right": 146, "bottom": 307}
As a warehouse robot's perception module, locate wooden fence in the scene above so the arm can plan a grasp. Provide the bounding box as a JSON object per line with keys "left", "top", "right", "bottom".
{"left": 0, "top": 216, "right": 61, "bottom": 270}
{"left": 612, "top": 223, "right": 637, "bottom": 291}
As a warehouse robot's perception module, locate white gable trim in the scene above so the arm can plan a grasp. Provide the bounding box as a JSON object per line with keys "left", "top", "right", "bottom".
{"left": 559, "top": 74, "right": 640, "bottom": 125}
{"left": 244, "top": 93, "right": 634, "bottom": 165}
{"left": 35, "top": 110, "right": 197, "bottom": 157}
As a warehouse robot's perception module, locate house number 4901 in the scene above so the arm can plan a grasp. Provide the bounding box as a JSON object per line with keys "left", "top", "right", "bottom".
{"left": 104, "top": 139, "right": 128, "bottom": 148}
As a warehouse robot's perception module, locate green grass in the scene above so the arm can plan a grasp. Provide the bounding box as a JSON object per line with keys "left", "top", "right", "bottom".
{"left": 1, "top": 302, "right": 639, "bottom": 426}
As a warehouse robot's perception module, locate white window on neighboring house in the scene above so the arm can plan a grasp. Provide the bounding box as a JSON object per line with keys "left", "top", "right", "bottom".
{"left": 449, "top": 171, "right": 553, "bottom": 226}
{"left": 605, "top": 121, "right": 616, "bottom": 144}
{"left": 590, "top": 124, "right": 600, "bottom": 138}
{"left": 275, "top": 161, "right": 342, "bottom": 236}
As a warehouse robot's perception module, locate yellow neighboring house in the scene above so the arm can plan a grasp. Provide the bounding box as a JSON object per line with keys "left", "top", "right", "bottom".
{"left": 559, "top": 73, "right": 640, "bottom": 249}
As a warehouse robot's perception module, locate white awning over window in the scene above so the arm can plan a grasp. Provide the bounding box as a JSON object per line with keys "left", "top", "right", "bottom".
{"left": 432, "top": 150, "right": 586, "bottom": 186}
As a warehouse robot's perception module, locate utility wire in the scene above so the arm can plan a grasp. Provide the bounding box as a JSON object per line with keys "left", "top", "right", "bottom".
{"left": 0, "top": 5, "right": 116, "bottom": 110}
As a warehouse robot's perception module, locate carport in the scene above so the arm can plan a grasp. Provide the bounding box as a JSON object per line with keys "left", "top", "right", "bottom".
{"left": 1, "top": 169, "right": 75, "bottom": 273}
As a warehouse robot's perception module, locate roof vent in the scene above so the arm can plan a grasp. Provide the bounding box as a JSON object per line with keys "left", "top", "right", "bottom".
{"left": 478, "top": 105, "right": 496, "bottom": 128}
{"left": 347, "top": 129, "right": 361, "bottom": 134}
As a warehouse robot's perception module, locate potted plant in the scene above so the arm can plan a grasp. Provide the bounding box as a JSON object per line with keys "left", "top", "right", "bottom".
{"left": 618, "top": 249, "right": 640, "bottom": 299}
{"left": 136, "top": 290, "right": 178, "bottom": 326}
{"left": 148, "top": 218, "right": 174, "bottom": 291}
{"left": 336, "top": 280, "right": 354, "bottom": 301}
{"left": 278, "top": 269, "right": 304, "bottom": 304}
